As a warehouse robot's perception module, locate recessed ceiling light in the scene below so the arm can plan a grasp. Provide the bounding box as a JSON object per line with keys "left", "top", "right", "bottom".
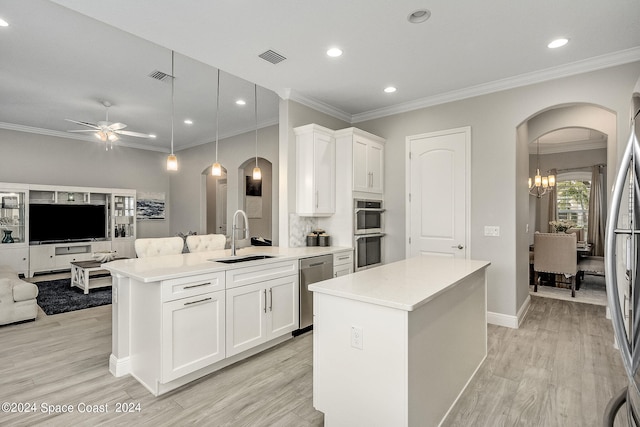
{"left": 149, "top": 134, "right": 157, "bottom": 139}
{"left": 384, "top": 86, "right": 397, "bottom": 93}
{"left": 327, "top": 47, "right": 343, "bottom": 58}
{"left": 0, "top": 18, "right": 8, "bottom": 27}
{"left": 407, "top": 9, "right": 431, "bottom": 24}
{"left": 236, "top": 99, "right": 246, "bottom": 106}
{"left": 548, "top": 38, "right": 569, "bottom": 49}
{"left": 184, "top": 119, "right": 193, "bottom": 125}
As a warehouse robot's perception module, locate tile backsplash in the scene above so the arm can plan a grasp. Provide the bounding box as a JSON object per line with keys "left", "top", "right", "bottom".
{"left": 289, "top": 214, "right": 317, "bottom": 247}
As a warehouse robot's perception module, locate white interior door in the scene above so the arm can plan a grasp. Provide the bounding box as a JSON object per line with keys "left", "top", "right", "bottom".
{"left": 407, "top": 127, "right": 469, "bottom": 258}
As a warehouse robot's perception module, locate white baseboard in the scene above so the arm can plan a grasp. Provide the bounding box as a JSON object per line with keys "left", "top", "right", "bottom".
{"left": 109, "top": 354, "right": 130, "bottom": 377}
{"left": 487, "top": 295, "right": 531, "bottom": 329}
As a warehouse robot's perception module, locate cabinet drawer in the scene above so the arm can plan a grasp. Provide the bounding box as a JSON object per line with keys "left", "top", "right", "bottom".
{"left": 162, "top": 272, "right": 225, "bottom": 302}
{"left": 333, "top": 251, "right": 353, "bottom": 266}
{"left": 225, "top": 260, "right": 297, "bottom": 290}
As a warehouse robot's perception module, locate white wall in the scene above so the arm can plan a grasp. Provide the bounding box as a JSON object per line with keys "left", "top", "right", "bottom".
{"left": 0, "top": 129, "right": 170, "bottom": 238}
{"left": 353, "top": 61, "right": 640, "bottom": 320}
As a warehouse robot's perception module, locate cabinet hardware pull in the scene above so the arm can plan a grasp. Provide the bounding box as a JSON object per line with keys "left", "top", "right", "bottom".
{"left": 184, "top": 282, "right": 211, "bottom": 289}
{"left": 184, "top": 297, "right": 212, "bottom": 306}
{"left": 269, "top": 288, "right": 273, "bottom": 312}
{"left": 338, "top": 256, "right": 349, "bottom": 260}
{"left": 316, "top": 190, "right": 319, "bottom": 209}
{"left": 308, "top": 262, "right": 325, "bottom": 267}
{"left": 264, "top": 289, "right": 267, "bottom": 313}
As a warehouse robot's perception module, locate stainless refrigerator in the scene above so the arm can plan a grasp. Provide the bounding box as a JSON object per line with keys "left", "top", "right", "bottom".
{"left": 604, "top": 74, "right": 640, "bottom": 425}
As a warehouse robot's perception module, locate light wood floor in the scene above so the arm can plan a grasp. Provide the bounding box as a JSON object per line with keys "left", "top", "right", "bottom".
{"left": 0, "top": 295, "right": 630, "bottom": 426}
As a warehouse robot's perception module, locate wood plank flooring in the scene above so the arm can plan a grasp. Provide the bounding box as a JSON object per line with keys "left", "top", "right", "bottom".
{"left": 0, "top": 294, "right": 630, "bottom": 426}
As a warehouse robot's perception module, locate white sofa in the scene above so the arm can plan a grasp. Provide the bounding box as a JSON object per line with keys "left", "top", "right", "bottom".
{"left": 0, "top": 265, "right": 38, "bottom": 325}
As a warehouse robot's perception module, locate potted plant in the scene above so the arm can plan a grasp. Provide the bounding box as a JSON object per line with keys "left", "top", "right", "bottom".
{"left": 549, "top": 220, "right": 575, "bottom": 233}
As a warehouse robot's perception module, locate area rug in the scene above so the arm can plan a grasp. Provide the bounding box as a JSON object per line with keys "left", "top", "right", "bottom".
{"left": 36, "top": 278, "right": 111, "bottom": 315}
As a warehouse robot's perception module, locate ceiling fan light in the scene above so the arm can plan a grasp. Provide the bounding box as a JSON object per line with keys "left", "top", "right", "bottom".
{"left": 211, "top": 162, "right": 222, "bottom": 176}
{"left": 108, "top": 132, "right": 119, "bottom": 142}
{"left": 96, "top": 131, "right": 107, "bottom": 141}
{"left": 167, "top": 154, "right": 178, "bottom": 171}
{"left": 253, "top": 167, "right": 262, "bottom": 181}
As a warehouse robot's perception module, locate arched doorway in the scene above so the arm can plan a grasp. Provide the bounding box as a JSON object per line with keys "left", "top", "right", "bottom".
{"left": 519, "top": 103, "right": 615, "bottom": 305}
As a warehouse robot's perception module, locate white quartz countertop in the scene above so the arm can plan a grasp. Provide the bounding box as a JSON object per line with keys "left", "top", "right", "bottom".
{"left": 102, "top": 245, "right": 351, "bottom": 283}
{"left": 309, "top": 255, "right": 490, "bottom": 311}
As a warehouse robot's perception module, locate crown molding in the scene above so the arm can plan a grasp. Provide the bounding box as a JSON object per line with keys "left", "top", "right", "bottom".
{"left": 535, "top": 139, "right": 607, "bottom": 155}
{"left": 287, "top": 90, "right": 352, "bottom": 123}
{"left": 351, "top": 47, "right": 640, "bottom": 123}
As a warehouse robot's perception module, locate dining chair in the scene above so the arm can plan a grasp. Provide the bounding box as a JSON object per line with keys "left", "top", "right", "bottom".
{"left": 533, "top": 232, "right": 579, "bottom": 297}
{"left": 186, "top": 234, "right": 226, "bottom": 252}
{"left": 134, "top": 237, "right": 184, "bottom": 258}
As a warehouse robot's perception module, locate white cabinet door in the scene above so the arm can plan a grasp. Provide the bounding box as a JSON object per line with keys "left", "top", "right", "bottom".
{"left": 367, "top": 140, "right": 384, "bottom": 194}
{"left": 295, "top": 124, "right": 336, "bottom": 216}
{"left": 226, "top": 282, "right": 268, "bottom": 357}
{"left": 333, "top": 265, "right": 352, "bottom": 278}
{"left": 353, "top": 137, "right": 369, "bottom": 192}
{"left": 313, "top": 132, "right": 336, "bottom": 215}
{"left": 29, "top": 245, "right": 55, "bottom": 274}
{"left": 161, "top": 290, "right": 225, "bottom": 383}
{"left": 266, "top": 275, "right": 298, "bottom": 338}
{"left": 353, "top": 136, "right": 384, "bottom": 194}
{"left": 0, "top": 247, "right": 29, "bottom": 276}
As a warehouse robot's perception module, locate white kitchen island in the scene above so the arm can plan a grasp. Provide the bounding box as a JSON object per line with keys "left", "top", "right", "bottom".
{"left": 310, "top": 255, "right": 490, "bottom": 427}
{"left": 103, "top": 245, "right": 352, "bottom": 396}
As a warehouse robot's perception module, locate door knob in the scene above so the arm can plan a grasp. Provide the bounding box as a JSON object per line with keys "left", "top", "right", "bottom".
{"left": 451, "top": 244, "right": 464, "bottom": 250}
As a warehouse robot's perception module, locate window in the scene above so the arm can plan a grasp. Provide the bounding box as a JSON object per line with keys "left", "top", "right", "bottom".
{"left": 556, "top": 172, "right": 591, "bottom": 234}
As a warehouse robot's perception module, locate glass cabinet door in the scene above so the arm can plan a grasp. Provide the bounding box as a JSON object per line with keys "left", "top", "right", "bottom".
{"left": 113, "top": 195, "right": 135, "bottom": 238}
{"left": 0, "top": 191, "right": 26, "bottom": 244}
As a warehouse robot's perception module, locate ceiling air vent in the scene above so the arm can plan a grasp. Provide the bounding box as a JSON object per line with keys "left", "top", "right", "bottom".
{"left": 259, "top": 50, "right": 286, "bottom": 64}
{"left": 148, "top": 70, "right": 173, "bottom": 82}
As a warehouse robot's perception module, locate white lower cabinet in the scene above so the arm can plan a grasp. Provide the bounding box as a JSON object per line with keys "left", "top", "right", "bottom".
{"left": 161, "top": 290, "right": 225, "bottom": 383}
{"left": 0, "top": 246, "right": 29, "bottom": 276}
{"left": 226, "top": 274, "right": 298, "bottom": 357}
{"left": 333, "top": 250, "right": 354, "bottom": 278}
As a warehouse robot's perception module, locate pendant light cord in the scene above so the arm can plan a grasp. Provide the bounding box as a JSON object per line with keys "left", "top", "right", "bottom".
{"left": 170, "top": 51, "right": 175, "bottom": 156}
{"left": 216, "top": 69, "right": 220, "bottom": 162}
{"left": 254, "top": 84, "right": 258, "bottom": 166}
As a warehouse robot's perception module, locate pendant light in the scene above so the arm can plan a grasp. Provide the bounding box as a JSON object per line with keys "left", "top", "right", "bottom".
{"left": 252, "top": 84, "right": 262, "bottom": 180}
{"left": 166, "top": 50, "right": 178, "bottom": 171}
{"left": 211, "top": 69, "right": 222, "bottom": 176}
{"left": 528, "top": 138, "right": 555, "bottom": 197}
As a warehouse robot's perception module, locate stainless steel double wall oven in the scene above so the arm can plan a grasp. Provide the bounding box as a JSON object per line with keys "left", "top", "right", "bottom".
{"left": 353, "top": 199, "right": 385, "bottom": 271}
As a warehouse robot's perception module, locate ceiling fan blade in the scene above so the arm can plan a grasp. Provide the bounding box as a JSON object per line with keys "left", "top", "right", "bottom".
{"left": 109, "top": 122, "right": 127, "bottom": 131}
{"left": 67, "top": 129, "right": 99, "bottom": 133}
{"left": 65, "top": 118, "right": 99, "bottom": 129}
{"left": 116, "top": 130, "right": 153, "bottom": 138}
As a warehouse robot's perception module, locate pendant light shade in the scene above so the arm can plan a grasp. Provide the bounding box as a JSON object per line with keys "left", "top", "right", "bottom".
{"left": 166, "top": 50, "right": 178, "bottom": 171}
{"left": 252, "top": 84, "right": 262, "bottom": 180}
{"left": 211, "top": 69, "right": 223, "bottom": 176}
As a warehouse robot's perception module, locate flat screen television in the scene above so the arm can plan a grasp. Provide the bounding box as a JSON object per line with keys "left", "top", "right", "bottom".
{"left": 29, "top": 203, "right": 107, "bottom": 243}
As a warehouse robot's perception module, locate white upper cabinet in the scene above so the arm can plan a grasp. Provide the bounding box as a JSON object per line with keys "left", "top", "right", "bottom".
{"left": 295, "top": 124, "right": 336, "bottom": 216}
{"left": 352, "top": 132, "right": 385, "bottom": 194}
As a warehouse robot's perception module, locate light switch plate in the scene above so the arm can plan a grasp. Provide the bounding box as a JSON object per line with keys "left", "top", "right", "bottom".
{"left": 351, "top": 326, "right": 363, "bottom": 350}
{"left": 484, "top": 226, "right": 500, "bottom": 237}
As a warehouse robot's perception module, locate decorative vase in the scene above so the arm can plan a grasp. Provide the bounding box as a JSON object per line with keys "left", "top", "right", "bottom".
{"left": 2, "top": 230, "right": 14, "bottom": 243}
{"left": 114, "top": 227, "right": 119, "bottom": 238}
{"left": 120, "top": 225, "right": 126, "bottom": 238}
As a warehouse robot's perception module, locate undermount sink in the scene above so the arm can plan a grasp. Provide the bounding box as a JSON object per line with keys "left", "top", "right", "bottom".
{"left": 211, "top": 255, "right": 276, "bottom": 264}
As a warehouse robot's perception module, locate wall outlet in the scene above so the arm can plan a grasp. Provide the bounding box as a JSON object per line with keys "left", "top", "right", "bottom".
{"left": 484, "top": 226, "right": 500, "bottom": 237}
{"left": 351, "top": 325, "right": 363, "bottom": 350}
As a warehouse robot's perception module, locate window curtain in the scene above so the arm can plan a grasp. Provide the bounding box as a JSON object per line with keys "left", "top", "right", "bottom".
{"left": 588, "top": 165, "right": 605, "bottom": 256}
{"left": 547, "top": 168, "right": 558, "bottom": 232}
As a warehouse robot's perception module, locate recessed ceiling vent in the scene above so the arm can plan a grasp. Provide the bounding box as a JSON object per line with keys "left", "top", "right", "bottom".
{"left": 148, "top": 70, "right": 173, "bottom": 82}
{"left": 259, "top": 50, "right": 286, "bottom": 64}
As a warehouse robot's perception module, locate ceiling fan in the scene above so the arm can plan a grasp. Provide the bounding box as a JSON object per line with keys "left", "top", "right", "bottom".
{"left": 66, "top": 101, "right": 153, "bottom": 145}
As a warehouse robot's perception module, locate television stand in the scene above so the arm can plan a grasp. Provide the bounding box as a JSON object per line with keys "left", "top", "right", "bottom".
{"left": 28, "top": 241, "right": 112, "bottom": 277}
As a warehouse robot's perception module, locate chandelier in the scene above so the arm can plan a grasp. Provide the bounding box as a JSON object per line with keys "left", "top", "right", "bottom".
{"left": 529, "top": 138, "right": 555, "bottom": 198}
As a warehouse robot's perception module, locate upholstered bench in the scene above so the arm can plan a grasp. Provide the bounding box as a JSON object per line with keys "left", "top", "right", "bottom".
{"left": 0, "top": 265, "right": 39, "bottom": 325}
{"left": 578, "top": 256, "right": 605, "bottom": 286}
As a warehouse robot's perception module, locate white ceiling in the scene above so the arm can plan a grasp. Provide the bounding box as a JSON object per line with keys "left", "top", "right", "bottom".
{"left": 1, "top": 0, "right": 639, "bottom": 153}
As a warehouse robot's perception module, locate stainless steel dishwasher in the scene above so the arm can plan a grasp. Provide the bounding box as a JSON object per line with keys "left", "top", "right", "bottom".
{"left": 296, "top": 254, "right": 333, "bottom": 334}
